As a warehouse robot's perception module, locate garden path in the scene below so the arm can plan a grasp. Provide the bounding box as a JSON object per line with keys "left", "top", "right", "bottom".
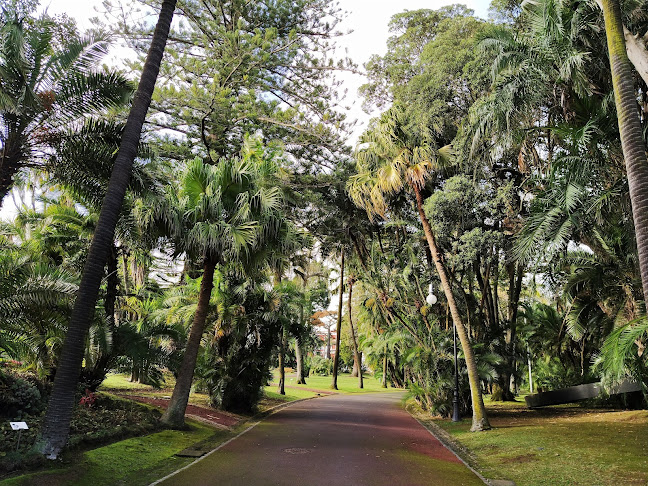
{"left": 154, "top": 392, "right": 484, "bottom": 485}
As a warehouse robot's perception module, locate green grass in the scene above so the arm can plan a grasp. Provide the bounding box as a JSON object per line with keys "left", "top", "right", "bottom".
{"left": 1, "top": 421, "right": 229, "bottom": 486}
{"left": 419, "top": 399, "right": 648, "bottom": 486}
{"left": 99, "top": 373, "right": 159, "bottom": 391}
{"left": 271, "top": 370, "right": 402, "bottom": 394}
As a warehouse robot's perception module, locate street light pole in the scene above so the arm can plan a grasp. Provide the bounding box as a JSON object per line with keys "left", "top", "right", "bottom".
{"left": 452, "top": 319, "right": 461, "bottom": 422}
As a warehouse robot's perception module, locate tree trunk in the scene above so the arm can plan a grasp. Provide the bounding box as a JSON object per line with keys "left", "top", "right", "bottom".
{"left": 602, "top": 0, "right": 648, "bottom": 301}
{"left": 331, "top": 252, "right": 344, "bottom": 390}
{"left": 347, "top": 277, "right": 363, "bottom": 389}
{"left": 295, "top": 336, "right": 306, "bottom": 385}
{"left": 296, "top": 281, "right": 306, "bottom": 385}
{"left": 594, "top": 0, "right": 648, "bottom": 86}
{"left": 121, "top": 250, "right": 131, "bottom": 296}
{"left": 382, "top": 345, "right": 388, "bottom": 388}
{"left": 37, "top": 0, "right": 176, "bottom": 459}
{"left": 161, "top": 259, "right": 215, "bottom": 427}
{"left": 278, "top": 324, "right": 286, "bottom": 395}
{"left": 413, "top": 185, "right": 490, "bottom": 431}
{"left": 326, "top": 325, "right": 331, "bottom": 359}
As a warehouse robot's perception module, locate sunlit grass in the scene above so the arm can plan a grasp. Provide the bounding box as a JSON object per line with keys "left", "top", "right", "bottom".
{"left": 421, "top": 400, "right": 648, "bottom": 486}
{"left": 272, "top": 369, "right": 401, "bottom": 394}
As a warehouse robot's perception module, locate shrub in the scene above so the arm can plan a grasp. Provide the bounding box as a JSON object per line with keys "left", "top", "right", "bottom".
{"left": 308, "top": 355, "right": 332, "bottom": 376}
{"left": 0, "top": 370, "right": 46, "bottom": 419}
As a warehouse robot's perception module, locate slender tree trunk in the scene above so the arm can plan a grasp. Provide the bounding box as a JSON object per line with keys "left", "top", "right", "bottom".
{"left": 347, "top": 277, "right": 363, "bottom": 389}
{"left": 326, "top": 326, "right": 331, "bottom": 359}
{"left": 278, "top": 324, "right": 286, "bottom": 395}
{"left": 382, "top": 345, "right": 388, "bottom": 388}
{"left": 296, "top": 280, "right": 306, "bottom": 385}
{"left": 331, "top": 252, "right": 344, "bottom": 390}
{"left": 602, "top": 0, "right": 648, "bottom": 301}
{"left": 37, "top": 0, "right": 176, "bottom": 458}
{"left": 161, "top": 259, "right": 215, "bottom": 427}
{"left": 121, "top": 250, "right": 131, "bottom": 296}
{"left": 413, "top": 185, "right": 490, "bottom": 431}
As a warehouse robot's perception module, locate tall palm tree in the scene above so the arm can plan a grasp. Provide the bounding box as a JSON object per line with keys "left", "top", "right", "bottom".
{"left": 159, "top": 150, "right": 287, "bottom": 427}
{"left": 348, "top": 106, "right": 490, "bottom": 431}
{"left": 37, "top": 0, "right": 176, "bottom": 459}
{"left": 600, "top": 0, "right": 648, "bottom": 301}
{"left": 0, "top": 8, "right": 132, "bottom": 205}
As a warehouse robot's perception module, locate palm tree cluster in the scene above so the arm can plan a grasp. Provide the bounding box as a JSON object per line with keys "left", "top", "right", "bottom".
{"left": 1, "top": 0, "right": 648, "bottom": 461}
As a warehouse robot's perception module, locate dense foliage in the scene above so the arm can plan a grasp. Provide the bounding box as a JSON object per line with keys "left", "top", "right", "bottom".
{"left": 1, "top": 0, "right": 647, "bottom": 460}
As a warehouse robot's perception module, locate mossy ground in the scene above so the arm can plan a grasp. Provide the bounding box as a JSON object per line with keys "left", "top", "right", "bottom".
{"left": 418, "top": 397, "right": 648, "bottom": 486}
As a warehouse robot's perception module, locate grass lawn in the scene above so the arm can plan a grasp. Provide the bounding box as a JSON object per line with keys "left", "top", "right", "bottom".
{"left": 0, "top": 420, "right": 229, "bottom": 486}
{"left": 415, "top": 398, "right": 648, "bottom": 486}
{"left": 269, "top": 369, "right": 402, "bottom": 395}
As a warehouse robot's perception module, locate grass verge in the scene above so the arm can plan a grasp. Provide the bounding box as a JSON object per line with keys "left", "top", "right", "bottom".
{"left": 411, "top": 397, "right": 648, "bottom": 486}
{"left": 0, "top": 420, "right": 226, "bottom": 486}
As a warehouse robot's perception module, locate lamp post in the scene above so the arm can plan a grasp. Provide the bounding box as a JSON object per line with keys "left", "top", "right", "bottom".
{"left": 426, "top": 283, "right": 460, "bottom": 422}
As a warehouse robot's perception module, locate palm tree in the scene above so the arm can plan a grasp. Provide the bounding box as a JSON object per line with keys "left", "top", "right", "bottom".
{"left": 0, "top": 8, "right": 132, "bottom": 205}
{"left": 159, "top": 148, "right": 288, "bottom": 427}
{"left": 348, "top": 106, "right": 490, "bottom": 431}
{"left": 600, "top": 0, "right": 648, "bottom": 302}
{"left": 37, "top": 0, "right": 176, "bottom": 459}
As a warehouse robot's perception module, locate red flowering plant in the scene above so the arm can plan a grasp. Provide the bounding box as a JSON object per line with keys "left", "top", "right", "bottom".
{"left": 79, "top": 389, "right": 97, "bottom": 407}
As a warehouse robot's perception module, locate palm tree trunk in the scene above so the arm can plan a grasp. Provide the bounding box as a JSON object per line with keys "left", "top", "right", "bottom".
{"left": 413, "top": 185, "right": 490, "bottom": 431}
{"left": 347, "top": 277, "right": 363, "bottom": 389}
{"left": 278, "top": 325, "right": 286, "bottom": 395}
{"left": 37, "top": 0, "right": 177, "bottom": 459}
{"left": 601, "top": 0, "right": 648, "bottom": 301}
{"left": 295, "top": 336, "right": 306, "bottom": 385}
{"left": 382, "top": 345, "right": 388, "bottom": 388}
{"left": 331, "top": 252, "right": 344, "bottom": 390}
{"left": 161, "top": 258, "right": 215, "bottom": 427}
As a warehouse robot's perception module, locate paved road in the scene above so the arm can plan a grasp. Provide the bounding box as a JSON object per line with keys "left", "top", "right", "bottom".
{"left": 158, "top": 393, "right": 484, "bottom": 486}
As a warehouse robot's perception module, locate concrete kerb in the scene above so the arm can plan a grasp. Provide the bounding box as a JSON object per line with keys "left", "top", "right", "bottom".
{"left": 148, "top": 395, "right": 320, "bottom": 486}
{"left": 404, "top": 403, "right": 495, "bottom": 486}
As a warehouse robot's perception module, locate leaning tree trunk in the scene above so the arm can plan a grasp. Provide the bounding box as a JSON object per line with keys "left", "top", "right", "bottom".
{"left": 37, "top": 0, "right": 177, "bottom": 459}
{"left": 331, "top": 252, "right": 345, "bottom": 390}
{"left": 413, "top": 185, "right": 490, "bottom": 431}
{"left": 602, "top": 0, "right": 648, "bottom": 302}
{"left": 161, "top": 259, "right": 215, "bottom": 427}
{"left": 347, "top": 277, "right": 363, "bottom": 389}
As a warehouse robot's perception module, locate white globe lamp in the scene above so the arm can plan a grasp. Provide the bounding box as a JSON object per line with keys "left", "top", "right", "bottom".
{"left": 426, "top": 284, "right": 437, "bottom": 306}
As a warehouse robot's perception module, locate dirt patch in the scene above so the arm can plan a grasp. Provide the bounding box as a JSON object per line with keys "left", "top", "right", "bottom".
{"left": 118, "top": 394, "right": 241, "bottom": 428}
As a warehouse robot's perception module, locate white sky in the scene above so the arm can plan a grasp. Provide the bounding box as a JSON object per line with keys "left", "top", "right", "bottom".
{"left": 1, "top": 0, "right": 491, "bottom": 220}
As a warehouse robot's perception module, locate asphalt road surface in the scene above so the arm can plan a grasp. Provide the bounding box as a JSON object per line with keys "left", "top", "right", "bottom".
{"left": 157, "top": 392, "right": 484, "bottom": 486}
